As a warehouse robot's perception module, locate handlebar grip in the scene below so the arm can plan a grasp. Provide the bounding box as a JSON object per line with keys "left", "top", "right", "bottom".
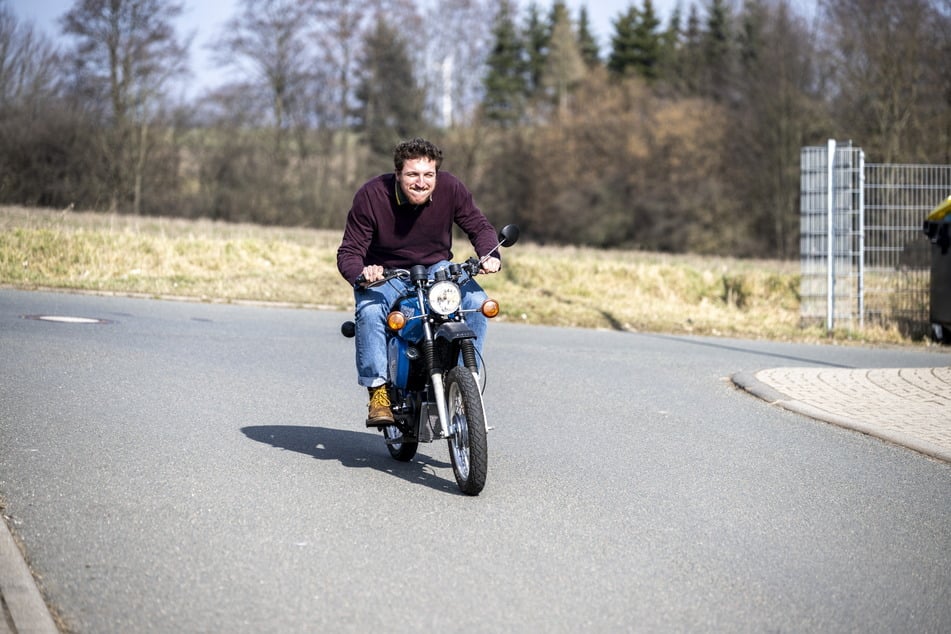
{"left": 354, "top": 268, "right": 400, "bottom": 289}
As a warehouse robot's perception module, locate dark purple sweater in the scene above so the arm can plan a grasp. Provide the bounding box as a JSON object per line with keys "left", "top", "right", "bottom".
{"left": 336, "top": 171, "right": 499, "bottom": 284}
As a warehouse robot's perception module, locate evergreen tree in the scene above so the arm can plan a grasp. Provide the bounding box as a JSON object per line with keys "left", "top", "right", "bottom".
{"left": 482, "top": 0, "right": 528, "bottom": 126}
{"left": 680, "top": 3, "right": 703, "bottom": 94}
{"left": 607, "top": 5, "right": 639, "bottom": 77}
{"left": 523, "top": 2, "right": 549, "bottom": 95}
{"left": 658, "top": 1, "right": 683, "bottom": 85}
{"left": 632, "top": 0, "right": 663, "bottom": 81}
{"left": 576, "top": 6, "right": 601, "bottom": 67}
{"left": 665, "top": 2, "right": 684, "bottom": 49}
{"left": 608, "top": 1, "right": 663, "bottom": 81}
{"left": 354, "top": 18, "right": 424, "bottom": 158}
{"left": 738, "top": 0, "right": 765, "bottom": 71}
{"left": 702, "top": 0, "right": 735, "bottom": 102}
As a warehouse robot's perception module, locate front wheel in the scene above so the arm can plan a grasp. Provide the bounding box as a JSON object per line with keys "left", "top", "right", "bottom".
{"left": 445, "top": 366, "right": 487, "bottom": 495}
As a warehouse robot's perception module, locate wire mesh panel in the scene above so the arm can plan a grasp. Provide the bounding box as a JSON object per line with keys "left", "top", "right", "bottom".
{"left": 800, "top": 142, "right": 951, "bottom": 337}
{"left": 799, "top": 142, "right": 864, "bottom": 329}
{"left": 864, "top": 163, "right": 950, "bottom": 338}
{"left": 800, "top": 146, "right": 827, "bottom": 323}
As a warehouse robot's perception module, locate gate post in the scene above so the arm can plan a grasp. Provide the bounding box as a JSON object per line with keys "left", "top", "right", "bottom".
{"left": 826, "top": 139, "right": 836, "bottom": 331}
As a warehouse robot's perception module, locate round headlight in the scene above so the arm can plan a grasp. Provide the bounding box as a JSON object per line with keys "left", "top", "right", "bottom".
{"left": 428, "top": 281, "right": 462, "bottom": 316}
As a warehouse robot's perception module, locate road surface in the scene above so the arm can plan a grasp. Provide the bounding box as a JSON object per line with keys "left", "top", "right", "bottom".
{"left": 1, "top": 289, "right": 949, "bottom": 632}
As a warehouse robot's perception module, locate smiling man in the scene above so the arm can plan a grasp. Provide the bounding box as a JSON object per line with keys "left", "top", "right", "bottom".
{"left": 337, "top": 138, "right": 502, "bottom": 425}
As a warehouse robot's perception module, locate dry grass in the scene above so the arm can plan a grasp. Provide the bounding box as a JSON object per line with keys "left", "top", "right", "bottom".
{"left": 0, "top": 205, "right": 923, "bottom": 346}
{"left": 0, "top": 206, "right": 347, "bottom": 308}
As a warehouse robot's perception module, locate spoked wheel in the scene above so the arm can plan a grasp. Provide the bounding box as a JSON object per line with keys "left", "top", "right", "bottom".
{"left": 445, "top": 366, "right": 487, "bottom": 495}
{"left": 382, "top": 424, "right": 418, "bottom": 462}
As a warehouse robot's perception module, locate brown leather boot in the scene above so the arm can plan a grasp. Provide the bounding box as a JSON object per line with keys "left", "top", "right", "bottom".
{"left": 366, "top": 385, "right": 394, "bottom": 427}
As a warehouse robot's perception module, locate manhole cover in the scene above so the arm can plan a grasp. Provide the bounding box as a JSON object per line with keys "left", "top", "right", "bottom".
{"left": 22, "top": 315, "right": 113, "bottom": 325}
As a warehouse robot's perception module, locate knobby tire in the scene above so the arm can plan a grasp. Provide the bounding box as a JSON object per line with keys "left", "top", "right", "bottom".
{"left": 445, "top": 366, "right": 487, "bottom": 495}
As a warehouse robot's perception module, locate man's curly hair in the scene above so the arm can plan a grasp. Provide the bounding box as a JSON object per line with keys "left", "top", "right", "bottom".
{"left": 393, "top": 138, "right": 443, "bottom": 173}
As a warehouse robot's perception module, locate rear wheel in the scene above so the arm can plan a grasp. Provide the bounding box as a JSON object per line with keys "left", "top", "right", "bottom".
{"left": 445, "top": 366, "right": 487, "bottom": 495}
{"left": 383, "top": 425, "right": 418, "bottom": 461}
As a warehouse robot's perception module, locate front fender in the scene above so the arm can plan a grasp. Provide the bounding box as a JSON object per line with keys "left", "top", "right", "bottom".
{"left": 434, "top": 321, "right": 476, "bottom": 343}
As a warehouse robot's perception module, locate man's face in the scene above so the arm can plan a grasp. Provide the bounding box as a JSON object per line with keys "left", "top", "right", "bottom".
{"left": 397, "top": 157, "right": 437, "bottom": 206}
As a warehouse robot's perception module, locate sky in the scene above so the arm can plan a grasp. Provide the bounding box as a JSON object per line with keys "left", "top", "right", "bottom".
{"left": 12, "top": 0, "right": 684, "bottom": 91}
{"left": 13, "top": 0, "right": 686, "bottom": 47}
{"left": 11, "top": 0, "right": 817, "bottom": 95}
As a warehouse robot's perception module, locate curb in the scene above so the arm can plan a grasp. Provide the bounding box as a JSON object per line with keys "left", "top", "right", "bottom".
{"left": 731, "top": 371, "right": 951, "bottom": 464}
{"left": 0, "top": 514, "right": 58, "bottom": 633}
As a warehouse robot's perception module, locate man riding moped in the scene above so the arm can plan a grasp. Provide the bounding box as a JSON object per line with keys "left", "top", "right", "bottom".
{"left": 336, "top": 137, "right": 502, "bottom": 426}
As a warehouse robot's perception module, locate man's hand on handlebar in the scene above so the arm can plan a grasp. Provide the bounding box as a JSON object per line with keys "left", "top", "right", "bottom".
{"left": 480, "top": 256, "right": 501, "bottom": 275}
{"left": 358, "top": 265, "right": 385, "bottom": 286}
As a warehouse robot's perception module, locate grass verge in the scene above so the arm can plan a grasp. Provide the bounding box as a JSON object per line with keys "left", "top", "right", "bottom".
{"left": 0, "top": 205, "right": 929, "bottom": 346}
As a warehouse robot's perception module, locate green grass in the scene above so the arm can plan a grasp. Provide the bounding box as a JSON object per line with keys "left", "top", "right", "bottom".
{"left": 0, "top": 205, "right": 926, "bottom": 346}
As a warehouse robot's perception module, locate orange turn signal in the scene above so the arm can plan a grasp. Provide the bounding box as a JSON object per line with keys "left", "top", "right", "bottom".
{"left": 481, "top": 299, "right": 500, "bottom": 318}
{"left": 387, "top": 311, "right": 406, "bottom": 330}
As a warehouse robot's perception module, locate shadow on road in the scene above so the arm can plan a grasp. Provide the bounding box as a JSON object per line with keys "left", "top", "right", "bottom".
{"left": 240, "top": 424, "right": 461, "bottom": 494}
{"left": 643, "top": 333, "right": 854, "bottom": 367}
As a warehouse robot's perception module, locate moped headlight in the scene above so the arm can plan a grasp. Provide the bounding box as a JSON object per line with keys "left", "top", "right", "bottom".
{"left": 428, "top": 281, "right": 462, "bottom": 316}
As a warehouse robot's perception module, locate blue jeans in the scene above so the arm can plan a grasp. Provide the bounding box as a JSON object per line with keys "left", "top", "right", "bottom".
{"left": 353, "top": 261, "right": 489, "bottom": 388}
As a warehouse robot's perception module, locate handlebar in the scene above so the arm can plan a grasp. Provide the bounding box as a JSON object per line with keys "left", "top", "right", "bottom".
{"left": 354, "top": 258, "right": 484, "bottom": 289}
{"left": 351, "top": 224, "right": 518, "bottom": 290}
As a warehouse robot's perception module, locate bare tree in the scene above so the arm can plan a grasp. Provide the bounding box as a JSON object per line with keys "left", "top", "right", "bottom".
{"left": 307, "top": 0, "right": 374, "bottom": 192}
{"left": 0, "top": 2, "right": 61, "bottom": 111}
{"left": 820, "top": 0, "right": 949, "bottom": 163}
{"left": 0, "top": 2, "right": 92, "bottom": 209}
{"left": 728, "top": 0, "right": 827, "bottom": 257}
{"left": 417, "top": 0, "right": 500, "bottom": 128}
{"left": 209, "top": 0, "right": 316, "bottom": 152}
{"left": 60, "top": 0, "right": 190, "bottom": 214}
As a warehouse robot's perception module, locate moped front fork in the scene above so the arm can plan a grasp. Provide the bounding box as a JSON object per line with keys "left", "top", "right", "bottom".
{"left": 430, "top": 371, "right": 451, "bottom": 439}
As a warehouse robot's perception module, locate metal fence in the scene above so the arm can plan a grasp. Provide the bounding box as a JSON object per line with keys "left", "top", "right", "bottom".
{"left": 800, "top": 141, "right": 951, "bottom": 338}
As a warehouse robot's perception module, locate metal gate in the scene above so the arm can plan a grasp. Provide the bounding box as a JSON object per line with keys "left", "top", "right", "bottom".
{"left": 800, "top": 141, "right": 951, "bottom": 338}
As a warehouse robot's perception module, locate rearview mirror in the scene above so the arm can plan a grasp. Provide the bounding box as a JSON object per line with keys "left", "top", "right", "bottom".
{"left": 498, "top": 224, "right": 520, "bottom": 247}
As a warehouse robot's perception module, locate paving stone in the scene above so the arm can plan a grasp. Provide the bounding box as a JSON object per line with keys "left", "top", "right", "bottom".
{"left": 737, "top": 366, "right": 951, "bottom": 462}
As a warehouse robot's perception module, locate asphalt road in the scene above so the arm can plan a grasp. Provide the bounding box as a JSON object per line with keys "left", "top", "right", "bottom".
{"left": 2, "top": 289, "right": 950, "bottom": 633}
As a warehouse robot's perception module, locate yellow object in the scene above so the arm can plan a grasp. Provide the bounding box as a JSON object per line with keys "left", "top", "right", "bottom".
{"left": 927, "top": 195, "right": 951, "bottom": 221}
{"left": 481, "top": 299, "right": 501, "bottom": 318}
{"left": 386, "top": 311, "right": 406, "bottom": 330}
